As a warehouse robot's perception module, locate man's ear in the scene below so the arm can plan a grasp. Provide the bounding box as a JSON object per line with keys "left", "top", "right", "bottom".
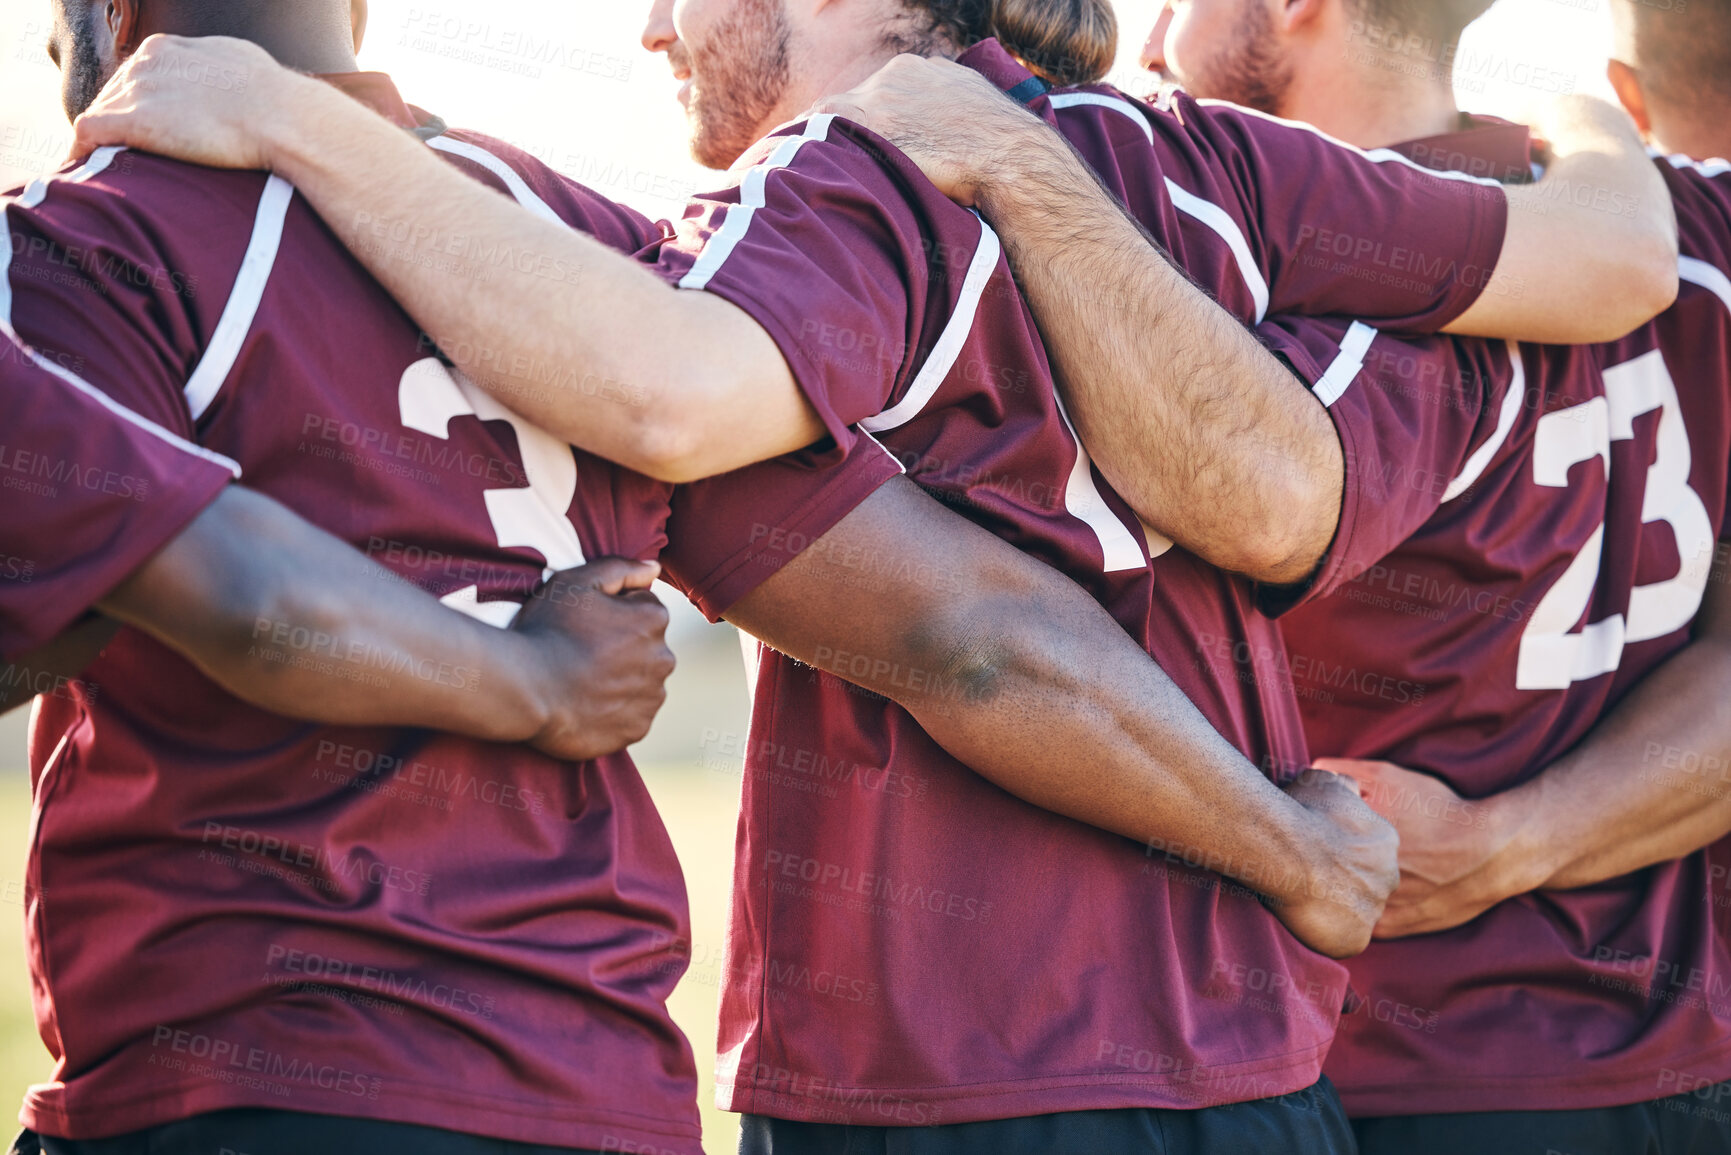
{"left": 351, "top": 0, "right": 369, "bottom": 54}
{"left": 1606, "top": 58, "right": 1652, "bottom": 138}
{"left": 1278, "top": 0, "right": 1331, "bottom": 39}
{"left": 106, "top": 0, "right": 143, "bottom": 56}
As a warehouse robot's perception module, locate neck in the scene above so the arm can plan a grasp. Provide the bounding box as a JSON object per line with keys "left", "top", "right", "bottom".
{"left": 1649, "top": 112, "right": 1731, "bottom": 163}
{"left": 771, "top": 27, "right": 960, "bottom": 136}
{"left": 138, "top": 10, "right": 359, "bottom": 74}
{"left": 1279, "top": 39, "right": 1463, "bottom": 147}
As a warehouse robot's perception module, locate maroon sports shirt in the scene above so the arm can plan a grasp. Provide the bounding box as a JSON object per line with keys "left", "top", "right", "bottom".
{"left": 644, "top": 43, "right": 1519, "bottom": 1126}
{"left": 1277, "top": 121, "right": 1731, "bottom": 1115}
{"left": 1, "top": 73, "right": 897, "bottom": 1149}
{"left": 0, "top": 335, "right": 234, "bottom": 662}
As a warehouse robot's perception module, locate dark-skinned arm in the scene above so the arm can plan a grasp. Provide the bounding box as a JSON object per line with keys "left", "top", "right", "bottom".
{"left": 724, "top": 477, "right": 1398, "bottom": 959}
{"left": 2, "top": 486, "right": 675, "bottom": 761}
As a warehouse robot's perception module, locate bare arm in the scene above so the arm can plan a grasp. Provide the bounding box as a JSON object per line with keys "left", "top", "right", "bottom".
{"left": 725, "top": 477, "right": 1399, "bottom": 958}
{"left": 812, "top": 61, "right": 1677, "bottom": 584}
{"left": 3, "top": 487, "right": 676, "bottom": 762}
{"left": 72, "top": 36, "right": 824, "bottom": 483}
{"left": 1321, "top": 542, "right": 1731, "bottom": 938}
{"left": 1449, "top": 95, "right": 1680, "bottom": 343}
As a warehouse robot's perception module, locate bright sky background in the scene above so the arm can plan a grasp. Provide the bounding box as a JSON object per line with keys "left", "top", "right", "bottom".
{"left": 0, "top": 0, "right": 1615, "bottom": 210}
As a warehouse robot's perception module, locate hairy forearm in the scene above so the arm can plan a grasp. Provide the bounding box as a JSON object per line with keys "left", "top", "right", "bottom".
{"left": 256, "top": 73, "right": 815, "bottom": 480}
{"left": 978, "top": 128, "right": 1342, "bottom": 585}
{"left": 97, "top": 488, "right": 551, "bottom": 740}
{"left": 1451, "top": 96, "right": 1678, "bottom": 343}
{"left": 726, "top": 480, "right": 1327, "bottom": 905}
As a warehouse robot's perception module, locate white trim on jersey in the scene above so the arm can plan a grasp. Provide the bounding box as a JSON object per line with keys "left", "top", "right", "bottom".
{"left": 856, "top": 428, "right": 910, "bottom": 474}
{"left": 1193, "top": 100, "right": 1506, "bottom": 188}
{"left": 1047, "top": 92, "right": 1154, "bottom": 144}
{"left": 1046, "top": 91, "right": 1273, "bottom": 324}
{"left": 183, "top": 176, "right": 295, "bottom": 421}
{"left": 0, "top": 147, "right": 242, "bottom": 478}
{"left": 1442, "top": 339, "right": 1525, "bottom": 504}
{"left": 427, "top": 136, "right": 564, "bottom": 224}
{"left": 1162, "top": 179, "right": 1271, "bottom": 324}
{"left": 678, "top": 115, "right": 838, "bottom": 292}
{"left": 862, "top": 214, "right": 1002, "bottom": 433}
{"left": 1661, "top": 151, "right": 1731, "bottom": 179}
{"left": 1055, "top": 394, "right": 1148, "bottom": 572}
{"left": 1681, "top": 256, "right": 1731, "bottom": 315}
{"left": 0, "top": 148, "right": 125, "bottom": 329}
{"left": 1311, "top": 320, "right": 1378, "bottom": 408}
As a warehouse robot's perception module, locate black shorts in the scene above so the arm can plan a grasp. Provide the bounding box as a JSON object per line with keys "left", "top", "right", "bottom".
{"left": 10, "top": 1110, "right": 603, "bottom": 1155}
{"left": 739, "top": 1077, "right": 1354, "bottom": 1154}
{"left": 1352, "top": 1081, "right": 1731, "bottom": 1155}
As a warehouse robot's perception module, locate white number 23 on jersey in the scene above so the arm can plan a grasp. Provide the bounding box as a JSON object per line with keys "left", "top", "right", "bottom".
{"left": 1517, "top": 349, "right": 1716, "bottom": 690}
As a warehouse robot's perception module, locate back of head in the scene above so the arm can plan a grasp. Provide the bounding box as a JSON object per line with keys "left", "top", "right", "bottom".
{"left": 896, "top": 0, "right": 1118, "bottom": 86}
{"left": 1614, "top": 0, "right": 1731, "bottom": 127}
{"left": 1347, "top": 0, "right": 1497, "bottom": 54}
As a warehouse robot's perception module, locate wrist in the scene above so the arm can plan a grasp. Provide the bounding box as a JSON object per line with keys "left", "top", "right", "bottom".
{"left": 257, "top": 71, "right": 354, "bottom": 181}
{"left": 1472, "top": 783, "right": 1564, "bottom": 898}
{"left": 472, "top": 631, "right": 556, "bottom": 746}
{"left": 971, "top": 118, "right": 1080, "bottom": 216}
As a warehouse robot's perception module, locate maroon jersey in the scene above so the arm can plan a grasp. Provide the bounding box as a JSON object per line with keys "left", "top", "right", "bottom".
{"left": 959, "top": 40, "right": 1510, "bottom": 337}
{"left": 1278, "top": 122, "right": 1731, "bottom": 1114}
{"left": 637, "top": 44, "right": 1516, "bottom": 1126}
{"left": 0, "top": 335, "right": 234, "bottom": 661}
{"left": 1, "top": 73, "right": 740, "bottom": 1149}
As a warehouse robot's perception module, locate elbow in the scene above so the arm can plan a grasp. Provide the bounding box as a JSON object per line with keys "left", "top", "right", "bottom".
{"left": 1213, "top": 474, "right": 1334, "bottom": 587}
{"left": 624, "top": 416, "right": 711, "bottom": 484}
{"left": 1602, "top": 210, "right": 1680, "bottom": 338}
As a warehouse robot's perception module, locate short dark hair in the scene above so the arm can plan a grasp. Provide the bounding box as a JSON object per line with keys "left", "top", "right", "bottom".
{"left": 1617, "top": 0, "right": 1731, "bottom": 117}
{"left": 1346, "top": 0, "right": 1497, "bottom": 48}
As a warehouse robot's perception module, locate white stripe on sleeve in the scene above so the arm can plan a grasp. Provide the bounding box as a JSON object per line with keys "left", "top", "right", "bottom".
{"left": 678, "top": 115, "right": 838, "bottom": 291}
{"left": 1311, "top": 320, "right": 1378, "bottom": 408}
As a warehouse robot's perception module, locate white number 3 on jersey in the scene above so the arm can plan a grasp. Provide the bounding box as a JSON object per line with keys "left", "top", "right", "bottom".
{"left": 1517, "top": 349, "right": 1716, "bottom": 690}
{"left": 398, "top": 357, "right": 587, "bottom": 627}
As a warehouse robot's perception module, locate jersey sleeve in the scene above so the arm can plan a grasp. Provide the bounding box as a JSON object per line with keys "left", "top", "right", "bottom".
{"left": 1252, "top": 318, "right": 1520, "bottom": 615}
{"left": 1053, "top": 90, "right": 1507, "bottom": 332}
{"left": 644, "top": 117, "right": 929, "bottom": 457}
{"left": 661, "top": 433, "right": 907, "bottom": 621}
{"left": 1663, "top": 160, "right": 1731, "bottom": 537}
{"left": 0, "top": 339, "right": 234, "bottom": 660}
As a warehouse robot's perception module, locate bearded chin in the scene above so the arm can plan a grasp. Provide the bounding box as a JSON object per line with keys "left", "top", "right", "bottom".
{"left": 685, "top": 0, "right": 793, "bottom": 170}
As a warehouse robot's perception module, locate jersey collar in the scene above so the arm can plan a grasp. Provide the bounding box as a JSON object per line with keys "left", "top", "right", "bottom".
{"left": 315, "top": 71, "right": 433, "bottom": 134}
{"left": 1387, "top": 114, "right": 1540, "bottom": 184}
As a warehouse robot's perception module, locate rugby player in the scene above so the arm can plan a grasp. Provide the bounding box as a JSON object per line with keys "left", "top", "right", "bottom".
{"left": 1, "top": 1, "right": 1432, "bottom": 1150}
{"left": 0, "top": 335, "right": 676, "bottom": 749}
{"left": 819, "top": 0, "right": 1731, "bottom": 1150}
{"left": 66, "top": 3, "right": 1706, "bottom": 1153}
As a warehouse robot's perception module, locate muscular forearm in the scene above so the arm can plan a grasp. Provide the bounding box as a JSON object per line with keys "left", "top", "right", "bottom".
{"left": 97, "top": 487, "right": 553, "bottom": 740}
{"left": 251, "top": 69, "right": 817, "bottom": 481}
{"left": 726, "top": 479, "right": 1331, "bottom": 907}
{"left": 977, "top": 128, "right": 1342, "bottom": 585}
{"left": 1451, "top": 96, "right": 1678, "bottom": 343}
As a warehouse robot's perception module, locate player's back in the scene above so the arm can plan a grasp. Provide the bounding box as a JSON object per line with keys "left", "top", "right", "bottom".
{"left": 1, "top": 74, "right": 700, "bottom": 1153}
{"left": 645, "top": 100, "right": 1352, "bottom": 1125}
{"left": 1276, "top": 141, "right": 1731, "bottom": 1115}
